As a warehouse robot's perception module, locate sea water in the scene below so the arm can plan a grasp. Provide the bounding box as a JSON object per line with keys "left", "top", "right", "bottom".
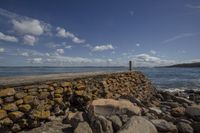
{"left": 0, "top": 66, "right": 199, "bottom": 91}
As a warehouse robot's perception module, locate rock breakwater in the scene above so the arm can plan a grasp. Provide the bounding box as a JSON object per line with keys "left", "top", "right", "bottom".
{"left": 0, "top": 72, "right": 156, "bottom": 132}
{"left": 0, "top": 71, "right": 199, "bottom": 133}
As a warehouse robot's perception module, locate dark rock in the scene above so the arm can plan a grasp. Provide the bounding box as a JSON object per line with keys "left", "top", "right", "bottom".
{"left": 186, "top": 105, "right": 200, "bottom": 121}
{"left": 91, "top": 115, "right": 113, "bottom": 133}
{"left": 63, "top": 111, "right": 85, "bottom": 128}
{"left": 177, "top": 122, "right": 193, "bottom": 133}
{"left": 119, "top": 95, "right": 144, "bottom": 107}
{"left": 107, "top": 115, "right": 122, "bottom": 131}
{"left": 192, "top": 122, "right": 200, "bottom": 133}
{"left": 11, "top": 123, "right": 21, "bottom": 132}
{"left": 173, "top": 96, "right": 193, "bottom": 105}
{"left": 151, "top": 119, "right": 178, "bottom": 132}
{"left": 120, "top": 115, "right": 129, "bottom": 124}
{"left": 117, "top": 116, "right": 157, "bottom": 133}
{"left": 74, "top": 122, "right": 93, "bottom": 133}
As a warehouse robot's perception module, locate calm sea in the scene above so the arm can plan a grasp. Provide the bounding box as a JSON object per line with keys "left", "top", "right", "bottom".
{"left": 0, "top": 67, "right": 200, "bottom": 91}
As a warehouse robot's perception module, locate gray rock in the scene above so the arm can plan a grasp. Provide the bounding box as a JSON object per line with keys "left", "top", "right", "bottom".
{"left": 91, "top": 115, "right": 113, "bottom": 133}
{"left": 173, "top": 96, "right": 193, "bottom": 105}
{"left": 119, "top": 95, "right": 144, "bottom": 107}
{"left": 120, "top": 115, "right": 129, "bottom": 124}
{"left": 177, "top": 122, "right": 193, "bottom": 133}
{"left": 161, "top": 102, "right": 180, "bottom": 108}
{"left": 11, "top": 123, "right": 21, "bottom": 132}
{"left": 64, "top": 111, "right": 85, "bottom": 128}
{"left": 4, "top": 96, "right": 14, "bottom": 103}
{"left": 74, "top": 122, "right": 93, "bottom": 133}
{"left": 151, "top": 119, "right": 177, "bottom": 132}
{"left": 117, "top": 116, "right": 158, "bottom": 133}
{"left": 149, "top": 107, "right": 162, "bottom": 115}
{"left": 193, "top": 122, "right": 200, "bottom": 133}
{"left": 107, "top": 115, "right": 122, "bottom": 131}
{"left": 186, "top": 105, "right": 200, "bottom": 121}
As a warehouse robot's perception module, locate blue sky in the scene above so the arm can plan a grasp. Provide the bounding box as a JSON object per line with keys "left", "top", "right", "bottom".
{"left": 0, "top": 0, "right": 200, "bottom": 66}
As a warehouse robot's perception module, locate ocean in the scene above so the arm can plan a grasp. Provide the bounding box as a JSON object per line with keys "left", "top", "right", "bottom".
{"left": 0, "top": 67, "right": 199, "bottom": 91}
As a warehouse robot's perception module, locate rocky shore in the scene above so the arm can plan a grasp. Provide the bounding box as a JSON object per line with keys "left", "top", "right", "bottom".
{"left": 0, "top": 72, "right": 199, "bottom": 133}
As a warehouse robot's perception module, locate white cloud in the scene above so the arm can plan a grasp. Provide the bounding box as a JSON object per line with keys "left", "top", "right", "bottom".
{"left": 28, "top": 58, "right": 42, "bottom": 64}
{"left": 150, "top": 50, "right": 156, "bottom": 55}
{"left": 12, "top": 19, "right": 44, "bottom": 35}
{"left": 23, "top": 35, "right": 37, "bottom": 46}
{"left": 132, "top": 53, "right": 175, "bottom": 67}
{"left": 135, "top": 54, "right": 160, "bottom": 62}
{"left": 0, "top": 48, "right": 5, "bottom": 52}
{"left": 0, "top": 8, "right": 51, "bottom": 36}
{"left": 136, "top": 43, "right": 140, "bottom": 47}
{"left": 92, "top": 44, "right": 114, "bottom": 52}
{"left": 0, "top": 32, "right": 18, "bottom": 42}
{"left": 65, "top": 45, "right": 72, "bottom": 49}
{"left": 56, "top": 27, "right": 85, "bottom": 44}
{"left": 21, "top": 52, "right": 29, "bottom": 57}
{"left": 72, "top": 37, "right": 85, "bottom": 44}
{"left": 162, "top": 33, "right": 196, "bottom": 43}
{"left": 56, "top": 48, "right": 64, "bottom": 55}
{"left": 186, "top": 4, "right": 200, "bottom": 9}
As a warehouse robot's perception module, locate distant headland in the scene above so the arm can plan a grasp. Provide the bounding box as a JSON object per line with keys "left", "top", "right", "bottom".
{"left": 167, "top": 62, "right": 200, "bottom": 68}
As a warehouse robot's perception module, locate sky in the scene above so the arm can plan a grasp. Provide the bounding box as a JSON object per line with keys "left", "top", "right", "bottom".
{"left": 0, "top": 0, "right": 200, "bottom": 67}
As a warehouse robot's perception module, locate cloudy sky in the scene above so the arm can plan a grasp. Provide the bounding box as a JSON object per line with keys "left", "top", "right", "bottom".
{"left": 0, "top": 0, "right": 200, "bottom": 67}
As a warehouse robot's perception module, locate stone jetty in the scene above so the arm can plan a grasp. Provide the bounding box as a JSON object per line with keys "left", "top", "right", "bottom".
{"left": 0, "top": 71, "right": 199, "bottom": 133}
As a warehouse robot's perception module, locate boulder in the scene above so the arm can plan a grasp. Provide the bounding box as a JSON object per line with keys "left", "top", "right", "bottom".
{"left": 91, "top": 115, "right": 113, "bottom": 133}
{"left": 15, "top": 99, "right": 24, "bottom": 105}
{"left": 74, "top": 122, "right": 93, "bottom": 133}
{"left": 177, "top": 122, "right": 193, "bottom": 133}
{"left": 8, "top": 111, "right": 24, "bottom": 121}
{"left": 88, "top": 99, "right": 141, "bottom": 117}
{"left": 0, "top": 117, "right": 13, "bottom": 126}
{"left": 117, "top": 116, "right": 158, "bottom": 133}
{"left": 15, "top": 92, "right": 27, "bottom": 99}
{"left": 0, "top": 88, "right": 16, "bottom": 98}
{"left": 64, "top": 111, "right": 85, "bottom": 128}
{"left": 107, "top": 115, "right": 122, "bottom": 131}
{"left": 23, "top": 95, "right": 36, "bottom": 104}
{"left": 119, "top": 95, "right": 144, "bottom": 107}
{"left": 186, "top": 105, "right": 200, "bottom": 121}
{"left": 173, "top": 96, "right": 193, "bottom": 105}
{"left": 0, "top": 110, "right": 7, "bottom": 120}
{"left": 149, "top": 107, "right": 162, "bottom": 115}
{"left": 38, "top": 92, "right": 50, "bottom": 100}
{"left": 11, "top": 123, "right": 21, "bottom": 132}
{"left": 4, "top": 96, "right": 14, "bottom": 103}
{"left": 3, "top": 103, "right": 18, "bottom": 111}
{"left": 32, "top": 110, "right": 50, "bottom": 119}
{"left": 55, "top": 87, "right": 64, "bottom": 94}
{"left": 171, "top": 107, "right": 185, "bottom": 117}
{"left": 19, "top": 104, "right": 32, "bottom": 112}
{"left": 61, "top": 82, "right": 72, "bottom": 88}
{"left": 151, "top": 119, "right": 177, "bottom": 132}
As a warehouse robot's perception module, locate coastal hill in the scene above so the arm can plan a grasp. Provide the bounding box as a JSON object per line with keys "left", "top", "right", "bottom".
{"left": 167, "top": 62, "right": 200, "bottom": 68}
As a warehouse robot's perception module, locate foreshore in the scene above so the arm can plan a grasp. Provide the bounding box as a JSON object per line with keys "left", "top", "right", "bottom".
{"left": 0, "top": 71, "right": 199, "bottom": 133}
